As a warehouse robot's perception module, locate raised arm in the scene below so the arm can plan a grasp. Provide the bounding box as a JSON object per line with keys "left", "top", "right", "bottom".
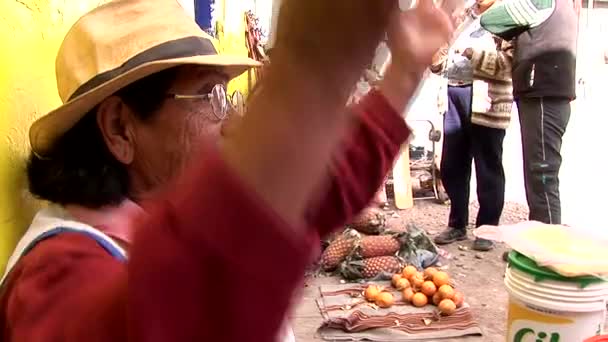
{"left": 129, "top": 1, "right": 398, "bottom": 337}
{"left": 306, "top": 72, "right": 418, "bottom": 237}
{"left": 306, "top": 3, "right": 455, "bottom": 236}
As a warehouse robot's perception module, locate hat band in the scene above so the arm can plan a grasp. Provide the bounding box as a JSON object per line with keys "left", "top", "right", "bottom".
{"left": 69, "top": 36, "right": 217, "bottom": 101}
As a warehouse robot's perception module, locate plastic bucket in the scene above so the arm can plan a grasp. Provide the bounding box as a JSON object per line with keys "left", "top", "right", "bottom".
{"left": 505, "top": 251, "right": 608, "bottom": 341}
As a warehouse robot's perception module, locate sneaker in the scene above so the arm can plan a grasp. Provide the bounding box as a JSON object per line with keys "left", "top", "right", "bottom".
{"left": 434, "top": 228, "right": 467, "bottom": 245}
{"left": 473, "top": 238, "right": 495, "bottom": 251}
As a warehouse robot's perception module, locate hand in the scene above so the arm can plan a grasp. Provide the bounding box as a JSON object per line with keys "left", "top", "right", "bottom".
{"left": 462, "top": 48, "right": 474, "bottom": 59}
{"left": 226, "top": 0, "right": 398, "bottom": 227}
{"left": 387, "top": 0, "right": 454, "bottom": 75}
{"left": 380, "top": 0, "right": 454, "bottom": 113}
{"left": 272, "top": 0, "right": 396, "bottom": 99}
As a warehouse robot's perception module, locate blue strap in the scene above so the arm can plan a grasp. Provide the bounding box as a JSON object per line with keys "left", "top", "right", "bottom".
{"left": 21, "top": 227, "right": 127, "bottom": 262}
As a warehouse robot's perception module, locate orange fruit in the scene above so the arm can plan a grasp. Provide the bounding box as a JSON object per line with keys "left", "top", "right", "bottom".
{"left": 438, "top": 284, "right": 455, "bottom": 300}
{"left": 438, "top": 299, "right": 457, "bottom": 315}
{"left": 423, "top": 267, "right": 439, "bottom": 280}
{"left": 402, "top": 265, "right": 418, "bottom": 280}
{"left": 420, "top": 281, "right": 437, "bottom": 297}
{"left": 410, "top": 273, "right": 425, "bottom": 289}
{"left": 432, "top": 292, "right": 443, "bottom": 305}
{"left": 364, "top": 285, "right": 382, "bottom": 302}
{"left": 391, "top": 274, "right": 403, "bottom": 287}
{"left": 395, "top": 278, "right": 411, "bottom": 290}
{"left": 402, "top": 288, "right": 415, "bottom": 303}
{"left": 433, "top": 271, "right": 450, "bottom": 287}
{"left": 453, "top": 291, "right": 465, "bottom": 308}
{"left": 375, "top": 292, "right": 395, "bottom": 308}
{"left": 412, "top": 292, "right": 428, "bottom": 307}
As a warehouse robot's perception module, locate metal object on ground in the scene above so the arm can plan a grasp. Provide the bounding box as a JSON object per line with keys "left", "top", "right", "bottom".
{"left": 409, "top": 119, "right": 441, "bottom": 201}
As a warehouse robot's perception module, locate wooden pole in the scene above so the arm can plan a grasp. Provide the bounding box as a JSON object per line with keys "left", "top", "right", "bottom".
{"left": 376, "top": 52, "right": 415, "bottom": 209}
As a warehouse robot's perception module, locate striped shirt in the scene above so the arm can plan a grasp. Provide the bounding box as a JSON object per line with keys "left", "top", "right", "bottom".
{"left": 481, "top": 0, "right": 555, "bottom": 37}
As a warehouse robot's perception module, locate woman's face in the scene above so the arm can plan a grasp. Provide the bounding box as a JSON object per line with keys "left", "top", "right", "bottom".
{"left": 122, "top": 66, "right": 233, "bottom": 198}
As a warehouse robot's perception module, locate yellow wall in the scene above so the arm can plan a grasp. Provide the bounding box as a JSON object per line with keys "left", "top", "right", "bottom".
{"left": 0, "top": 0, "right": 255, "bottom": 271}
{"left": 0, "top": 0, "right": 109, "bottom": 271}
{"left": 215, "top": 0, "right": 256, "bottom": 95}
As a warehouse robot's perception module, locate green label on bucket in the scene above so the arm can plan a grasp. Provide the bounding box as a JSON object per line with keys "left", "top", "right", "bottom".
{"left": 513, "top": 328, "right": 560, "bottom": 342}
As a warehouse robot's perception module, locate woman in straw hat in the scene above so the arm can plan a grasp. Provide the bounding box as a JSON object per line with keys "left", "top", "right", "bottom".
{"left": 0, "top": 0, "right": 452, "bottom": 340}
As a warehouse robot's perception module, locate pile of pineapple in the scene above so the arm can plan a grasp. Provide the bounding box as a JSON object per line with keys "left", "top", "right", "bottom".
{"left": 320, "top": 207, "right": 408, "bottom": 278}
{"left": 363, "top": 266, "right": 464, "bottom": 316}
{"left": 320, "top": 228, "right": 405, "bottom": 277}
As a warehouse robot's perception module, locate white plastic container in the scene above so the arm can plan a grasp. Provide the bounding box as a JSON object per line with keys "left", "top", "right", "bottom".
{"left": 505, "top": 251, "right": 608, "bottom": 342}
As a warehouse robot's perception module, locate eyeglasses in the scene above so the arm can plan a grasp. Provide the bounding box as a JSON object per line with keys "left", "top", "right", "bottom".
{"left": 166, "top": 84, "right": 232, "bottom": 121}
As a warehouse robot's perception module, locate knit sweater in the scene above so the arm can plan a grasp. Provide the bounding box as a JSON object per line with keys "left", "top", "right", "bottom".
{"left": 432, "top": 19, "right": 514, "bottom": 130}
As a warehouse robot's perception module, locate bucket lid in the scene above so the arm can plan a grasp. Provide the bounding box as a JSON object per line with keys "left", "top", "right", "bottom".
{"left": 508, "top": 251, "right": 605, "bottom": 288}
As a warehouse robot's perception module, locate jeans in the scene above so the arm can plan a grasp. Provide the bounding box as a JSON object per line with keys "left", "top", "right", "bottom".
{"left": 441, "top": 85, "right": 506, "bottom": 230}
{"left": 517, "top": 97, "right": 571, "bottom": 224}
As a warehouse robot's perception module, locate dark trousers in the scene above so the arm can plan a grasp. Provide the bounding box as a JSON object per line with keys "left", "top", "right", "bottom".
{"left": 517, "top": 97, "right": 571, "bottom": 224}
{"left": 441, "top": 85, "right": 506, "bottom": 230}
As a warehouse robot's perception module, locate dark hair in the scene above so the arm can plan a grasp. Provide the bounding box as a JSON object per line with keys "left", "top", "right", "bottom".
{"left": 27, "top": 67, "right": 180, "bottom": 208}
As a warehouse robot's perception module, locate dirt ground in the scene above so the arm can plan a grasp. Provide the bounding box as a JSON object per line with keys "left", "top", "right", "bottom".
{"left": 292, "top": 200, "right": 530, "bottom": 341}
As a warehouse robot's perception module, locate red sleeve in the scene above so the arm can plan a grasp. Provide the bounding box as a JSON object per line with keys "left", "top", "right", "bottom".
{"left": 306, "top": 89, "right": 411, "bottom": 237}
{"left": 3, "top": 147, "right": 315, "bottom": 342}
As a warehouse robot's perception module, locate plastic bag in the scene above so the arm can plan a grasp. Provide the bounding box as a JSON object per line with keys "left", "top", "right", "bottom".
{"left": 397, "top": 224, "right": 440, "bottom": 269}
{"left": 475, "top": 221, "right": 608, "bottom": 279}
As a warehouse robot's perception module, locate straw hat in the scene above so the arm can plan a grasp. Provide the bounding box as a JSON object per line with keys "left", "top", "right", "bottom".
{"left": 29, "top": 0, "right": 260, "bottom": 155}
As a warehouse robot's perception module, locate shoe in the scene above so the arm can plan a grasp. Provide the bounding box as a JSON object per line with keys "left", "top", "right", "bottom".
{"left": 473, "top": 238, "right": 495, "bottom": 251}
{"left": 434, "top": 228, "right": 467, "bottom": 245}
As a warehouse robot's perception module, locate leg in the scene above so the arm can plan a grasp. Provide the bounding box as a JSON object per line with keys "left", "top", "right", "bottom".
{"left": 471, "top": 124, "right": 506, "bottom": 227}
{"left": 435, "top": 85, "right": 473, "bottom": 244}
{"left": 518, "top": 97, "right": 571, "bottom": 224}
{"left": 471, "top": 124, "right": 506, "bottom": 251}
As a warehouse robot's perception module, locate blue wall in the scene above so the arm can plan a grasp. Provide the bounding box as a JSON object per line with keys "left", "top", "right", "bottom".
{"left": 194, "top": 0, "right": 215, "bottom": 35}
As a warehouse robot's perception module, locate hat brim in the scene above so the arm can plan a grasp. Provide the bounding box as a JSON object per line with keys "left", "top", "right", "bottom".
{"left": 29, "top": 55, "right": 261, "bottom": 155}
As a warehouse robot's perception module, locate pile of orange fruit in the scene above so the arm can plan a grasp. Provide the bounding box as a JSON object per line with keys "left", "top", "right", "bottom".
{"left": 363, "top": 266, "right": 464, "bottom": 315}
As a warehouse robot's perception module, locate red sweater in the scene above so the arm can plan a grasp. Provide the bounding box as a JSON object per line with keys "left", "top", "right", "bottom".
{"left": 0, "top": 91, "right": 410, "bottom": 341}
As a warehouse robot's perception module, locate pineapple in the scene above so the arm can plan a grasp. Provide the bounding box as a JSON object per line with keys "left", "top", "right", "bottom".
{"left": 357, "top": 235, "right": 400, "bottom": 258}
{"left": 320, "top": 229, "right": 360, "bottom": 271}
{"left": 347, "top": 207, "right": 386, "bottom": 235}
{"left": 360, "top": 256, "right": 403, "bottom": 278}
{"left": 340, "top": 256, "right": 403, "bottom": 280}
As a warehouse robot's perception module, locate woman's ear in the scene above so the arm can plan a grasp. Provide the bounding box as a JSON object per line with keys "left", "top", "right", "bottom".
{"left": 96, "top": 96, "right": 136, "bottom": 164}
